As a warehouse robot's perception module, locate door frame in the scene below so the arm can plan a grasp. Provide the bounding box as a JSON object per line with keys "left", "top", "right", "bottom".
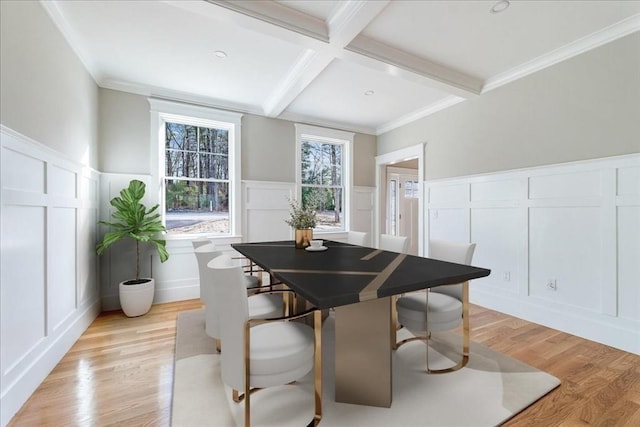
{"left": 374, "top": 143, "right": 425, "bottom": 255}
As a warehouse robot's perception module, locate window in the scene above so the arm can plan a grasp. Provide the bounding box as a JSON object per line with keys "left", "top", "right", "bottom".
{"left": 150, "top": 99, "right": 242, "bottom": 237}
{"left": 295, "top": 124, "right": 353, "bottom": 232}
{"left": 389, "top": 179, "right": 397, "bottom": 235}
{"left": 164, "top": 122, "right": 229, "bottom": 234}
{"left": 404, "top": 179, "right": 419, "bottom": 198}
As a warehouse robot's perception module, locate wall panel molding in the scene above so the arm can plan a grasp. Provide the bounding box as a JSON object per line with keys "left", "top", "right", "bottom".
{"left": 425, "top": 153, "right": 640, "bottom": 354}
{"left": 351, "top": 186, "right": 375, "bottom": 238}
{"left": 1, "top": 126, "right": 100, "bottom": 426}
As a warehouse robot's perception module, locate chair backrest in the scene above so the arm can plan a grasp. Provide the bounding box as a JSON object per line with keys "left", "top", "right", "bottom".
{"left": 191, "top": 237, "right": 212, "bottom": 249}
{"left": 428, "top": 240, "right": 476, "bottom": 300}
{"left": 347, "top": 231, "right": 370, "bottom": 247}
{"left": 379, "top": 234, "right": 409, "bottom": 253}
{"left": 194, "top": 243, "right": 222, "bottom": 304}
{"left": 208, "top": 254, "right": 249, "bottom": 391}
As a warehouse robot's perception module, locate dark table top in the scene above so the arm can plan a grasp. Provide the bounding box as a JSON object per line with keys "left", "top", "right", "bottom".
{"left": 232, "top": 240, "right": 491, "bottom": 309}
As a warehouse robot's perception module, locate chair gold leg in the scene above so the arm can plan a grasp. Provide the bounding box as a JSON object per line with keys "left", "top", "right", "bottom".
{"left": 232, "top": 387, "right": 262, "bottom": 403}
{"left": 396, "top": 335, "right": 425, "bottom": 348}
{"left": 462, "top": 280, "right": 470, "bottom": 359}
{"left": 426, "top": 281, "right": 470, "bottom": 374}
{"left": 216, "top": 338, "right": 221, "bottom": 353}
{"left": 313, "top": 309, "right": 322, "bottom": 426}
{"left": 244, "top": 322, "right": 251, "bottom": 427}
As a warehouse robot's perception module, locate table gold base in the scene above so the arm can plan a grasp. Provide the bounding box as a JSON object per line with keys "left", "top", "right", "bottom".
{"left": 335, "top": 296, "right": 392, "bottom": 407}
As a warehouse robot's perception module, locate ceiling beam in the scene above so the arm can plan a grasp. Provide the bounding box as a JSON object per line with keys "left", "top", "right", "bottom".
{"left": 262, "top": 50, "right": 335, "bottom": 117}
{"left": 327, "top": 1, "right": 390, "bottom": 48}
{"left": 189, "top": 1, "right": 482, "bottom": 117}
{"left": 263, "top": 1, "right": 390, "bottom": 118}
{"left": 345, "top": 35, "right": 482, "bottom": 98}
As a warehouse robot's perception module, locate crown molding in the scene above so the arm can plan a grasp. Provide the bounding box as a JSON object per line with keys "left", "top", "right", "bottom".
{"left": 40, "top": 0, "right": 101, "bottom": 83}
{"left": 99, "top": 79, "right": 262, "bottom": 117}
{"left": 101, "top": 79, "right": 375, "bottom": 135}
{"left": 277, "top": 111, "right": 377, "bottom": 136}
{"left": 205, "top": 0, "right": 329, "bottom": 43}
{"left": 376, "top": 96, "right": 465, "bottom": 135}
{"left": 483, "top": 13, "right": 640, "bottom": 93}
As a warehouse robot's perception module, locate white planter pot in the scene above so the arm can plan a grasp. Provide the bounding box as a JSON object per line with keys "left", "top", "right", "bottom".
{"left": 119, "top": 278, "right": 155, "bottom": 317}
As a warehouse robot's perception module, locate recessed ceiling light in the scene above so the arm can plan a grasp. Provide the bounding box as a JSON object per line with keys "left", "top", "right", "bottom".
{"left": 364, "top": 90, "right": 375, "bottom": 96}
{"left": 490, "top": 0, "right": 510, "bottom": 14}
{"left": 214, "top": 50, "right": 227, "bottom": 58}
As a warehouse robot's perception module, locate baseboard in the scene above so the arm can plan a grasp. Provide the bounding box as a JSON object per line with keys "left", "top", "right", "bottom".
{"left": 154, "top": 284, "right": 200, "bottom": 304}
{"left": 101, "top": 283, "right": 200, "bottom": 312}
{"left": 471, "top": 288, "right": 639, "bottom": 355}
{"left": 0, "top": 299, "right": 101, "bottom": 427}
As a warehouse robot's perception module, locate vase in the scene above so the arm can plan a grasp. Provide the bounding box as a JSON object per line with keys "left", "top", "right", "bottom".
{"left": 295, "top": 229, "right": 313, "bottom": 249}
{"left": 119, "top": 278, "right": 154, "bottom": 317}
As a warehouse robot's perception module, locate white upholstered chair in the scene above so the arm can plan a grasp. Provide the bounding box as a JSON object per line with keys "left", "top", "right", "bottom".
{"left": 193, "top": 237, "right": 262, "bottom": 288}
{"left": 347, "top": 231, "right": 370, "bottom": 247}
{"left": 194, "top": 246, "right": 282, "bottom": 349}
{"left": 395, "top": 240, "right": 476, "bottom": 373}
{"left": 191, "top": 237, "right": 212, "bottom": 250}
{"left": 194, "top": 243, "right": 222, "bottom": 304}
{"left": 209, "top": 254, "right": 322, "bottom": 427}
{"left": 379, "top": 234, "right": 409, "bottom": 253}
{"left": 194, "top": 242, "right": 260, "bottom": 290}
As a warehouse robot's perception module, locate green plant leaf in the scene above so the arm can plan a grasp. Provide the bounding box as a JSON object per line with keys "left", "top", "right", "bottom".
{"left": 96, "top": 179, "right": 170, "bottom": 273}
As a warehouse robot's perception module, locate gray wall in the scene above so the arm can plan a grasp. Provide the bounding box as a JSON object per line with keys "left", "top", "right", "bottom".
{"left": 98, "top": 89, "right": 150, "bottom": 174}
{"left": 0, "top": 0, "right": 99, "bottom": 168}
{"left": 1, "top": 4, "right": 101, "bottom": 423}
{"left": 378, "top": 32, "right": 640, "bottom": 180}
{"left": 99, "top": 89, "right": 377, "bottom": 186}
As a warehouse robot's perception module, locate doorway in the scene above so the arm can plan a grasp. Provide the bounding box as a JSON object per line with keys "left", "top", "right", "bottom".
{"left": 375, "top": 143, "right": 425, "bottom": 256}
{"left": 386, "top": 163, "right": 419, "bottom": 255}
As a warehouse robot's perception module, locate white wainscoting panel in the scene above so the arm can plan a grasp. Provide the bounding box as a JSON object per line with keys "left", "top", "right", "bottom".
{"left": 471, "top": 179, "right": 522, "bottom": 202}
{"left": 1, "top": 205, "right": 46, "bottom": 375}
{"left": 618, "top": 166, "right": 640, "bottom": 196}
{"left": 351, "top": 186, "right": 375, "bottom": 236}
{"left": 529, "top": 169, "right": 603, "bottom": 199}
{"left": 618, "top": 206, "right": 640, "bottom": 322}
{"left": 1, "top": 126, "right": 100, "bottom": 427}
{"left": 428, "top": 208, "right": 469, "bottom": 242}
{"left": 529, "top": 206, "right": 602, "bottom": 310}
{"left": 428, "top": 182, "right": 468, "bottom": 205}
{"left": 241, "top": 181, "right": 375, "bottom": 245}
{"left": 48, "top": 207, "right": 78, "bottom": 332}
{"left": 242, "top": 181, "right": 294, "bottom": 243}
{"left": 470, "top": 207, "right": 521, "bottom": 295}
{"left": 425, "top": 154, "right": 640, "bottom": 354}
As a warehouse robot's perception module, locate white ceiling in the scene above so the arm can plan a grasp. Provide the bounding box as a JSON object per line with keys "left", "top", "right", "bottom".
{"left": 43, "top": 0, "right": 640, "bottom": 135}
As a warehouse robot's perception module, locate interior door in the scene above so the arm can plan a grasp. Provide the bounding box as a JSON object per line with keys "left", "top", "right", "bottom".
{"left": 386, "top": 169, "right": 419, "bottom": 255}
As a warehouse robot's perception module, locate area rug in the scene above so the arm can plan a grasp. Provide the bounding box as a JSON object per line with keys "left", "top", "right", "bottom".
{"left": 171, "top": 309, "right": 559, "bottom": 426}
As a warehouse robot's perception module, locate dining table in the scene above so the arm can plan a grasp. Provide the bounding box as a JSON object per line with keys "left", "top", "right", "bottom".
{"left": 232, "top": 239, "right": 491, "bottom": 407}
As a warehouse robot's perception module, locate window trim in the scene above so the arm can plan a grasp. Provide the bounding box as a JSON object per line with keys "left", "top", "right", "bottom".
{"left": 294, "top": 123, "right": 354, "bottom": 233}
{"left": 149, "top": 98, "right": 242, "bottom": 238}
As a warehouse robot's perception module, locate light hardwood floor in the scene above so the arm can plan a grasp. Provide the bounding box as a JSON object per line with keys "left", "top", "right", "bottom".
{"left": 8, "top": 300, "right": 640, "bottom": 426}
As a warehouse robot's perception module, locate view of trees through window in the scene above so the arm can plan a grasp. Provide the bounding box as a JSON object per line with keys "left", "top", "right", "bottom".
{"left": 301, "top": 138, "right": 344, "bottom": 230}
{"left": 164, "top": 121, "right": 230, "bottom": 234}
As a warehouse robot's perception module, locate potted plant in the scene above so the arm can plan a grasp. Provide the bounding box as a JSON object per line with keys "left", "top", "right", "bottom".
{"left": 285, "top": 198, "right": 317, "bottom": 248}
{"left": 96, "top": 179, "right": 169, "bottom": 317}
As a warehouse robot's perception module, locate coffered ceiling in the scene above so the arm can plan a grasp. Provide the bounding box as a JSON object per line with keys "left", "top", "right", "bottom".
{"left": 43, "top": 0, "right": 640, "bottom": 135}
